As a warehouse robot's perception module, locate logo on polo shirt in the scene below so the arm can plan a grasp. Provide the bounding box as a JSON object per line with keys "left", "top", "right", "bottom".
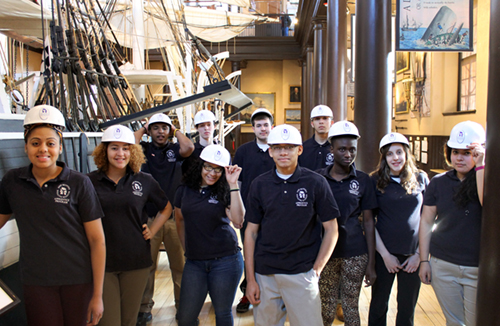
{"left": 132, "top": 181, "right": 144, "bottom": 197}
{"left": 166, "top": 149, "right": 176, "bottom": 162}
{"left": 296, "top": 188, "right": 308, "bottom": 207}
{"left": 326, "top": 153, "right": 334, "bottom": 165}
{"left": 208, "top": 195, "right": 219, "bottom": 204}
{"left": 55, "top": 184, "right": 71, "bottom": 204}
{"left": 457, "top": 131, "right": 465, "bottom": 144}
{"left": 349, "top": 180, "right": 360, "bottom": 196}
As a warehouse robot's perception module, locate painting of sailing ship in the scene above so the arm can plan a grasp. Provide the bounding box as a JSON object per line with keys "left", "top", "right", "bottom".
{"left": 396, "top": 0, "right": 473, "bottom": 52}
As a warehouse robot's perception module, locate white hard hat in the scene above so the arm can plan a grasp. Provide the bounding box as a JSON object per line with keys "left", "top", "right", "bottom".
{"left": 251, "top": 108, "right": 273, "bottom": 124}
{"left": 101, "top": 125, "right": 136, "bottom": 145}
{"left": 268, "top": 124, "right": 302, "bottom": 145}
{"left": 194, "top": 110, "right": 216, "bottom": 126}
{"left": 379, "top": 132, "right": 409, "bottom": 152}
{"left": 447, "top": 121, "right": 485, "bottom": 149}
{"left": 148, "top": 113, "right": 172, "bottom": 127}
{"left": 328, "top": 121, "right": 360, "bottom": 140}
{"left": 24, "top": 105, "right": 66, "bottom": 130}
{"left": 200, "top": 144, "right": 231, "bottom": 167}
{"left": 310, "top": 105, "right": 333, "bottom": 119}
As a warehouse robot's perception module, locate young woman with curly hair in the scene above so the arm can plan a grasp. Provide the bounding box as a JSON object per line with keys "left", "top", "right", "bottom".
{"left": 419, "top": 121, "right": 485, "bottom": 326}
{"left": 88, "top": 125, "right": 172, "bottom": 326}
{"left": 368, "top": 132, "right": 428, "bottom": 326}
{"left": 175, "top": 145, "right": 244, "bottom": 326}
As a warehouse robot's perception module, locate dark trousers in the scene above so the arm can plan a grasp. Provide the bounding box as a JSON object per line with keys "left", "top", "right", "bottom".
{"left": 368, "top": 253, "right": 421, "bottom": 326}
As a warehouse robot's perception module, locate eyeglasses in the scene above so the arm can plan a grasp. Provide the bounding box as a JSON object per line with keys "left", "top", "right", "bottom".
{"left": 203, "top": 164, "right": 224, "bottom": 174}
{"left": 271, "top": 145, "right": 297, "bottom": 152}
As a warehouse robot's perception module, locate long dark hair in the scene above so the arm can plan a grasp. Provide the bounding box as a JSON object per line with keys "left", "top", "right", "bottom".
{"left": 444, "top": 144, "right": 478, "bottom": 207}
{"left": 182, "top": 157, "right": 230, "bottom": 206}
{"left": 371, "top": 143, "right": 421, "bottom": 194}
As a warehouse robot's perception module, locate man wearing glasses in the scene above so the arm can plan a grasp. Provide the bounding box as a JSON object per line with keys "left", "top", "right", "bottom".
{"left": 244, "top": 124, "right": 340, "bottom": 325}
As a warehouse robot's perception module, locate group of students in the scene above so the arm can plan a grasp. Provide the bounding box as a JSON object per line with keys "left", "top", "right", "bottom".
{"left": 0, "top": 103, "right": 486, "bottom": 326}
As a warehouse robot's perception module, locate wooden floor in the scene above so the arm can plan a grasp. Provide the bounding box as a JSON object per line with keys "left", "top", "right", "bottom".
{"left": 148, "top": 253, "right": 446, "bottom": 326}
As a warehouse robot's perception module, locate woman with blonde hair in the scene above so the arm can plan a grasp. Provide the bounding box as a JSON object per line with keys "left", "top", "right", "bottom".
{"left": 89, "top": 125, "right": 172, "bottom": 326}
{"left": 368, "top": 132, "right": 428, "bottom": 326}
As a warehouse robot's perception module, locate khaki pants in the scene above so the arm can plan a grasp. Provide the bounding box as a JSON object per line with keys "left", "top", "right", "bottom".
{"left": 140, "top": 217, "right": 185, "bottom": 312}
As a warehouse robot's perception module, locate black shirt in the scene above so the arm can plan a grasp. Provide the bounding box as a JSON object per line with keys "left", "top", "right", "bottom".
{"left": 232, "top": 139, "right": 275, "bottom": 206}
{"left": 298, "top": 136, "right": 334, "bottom": 171}
{"left": 0, "top": 162, "right": 103, "bottom": 286}
{"left": 424, "top": 170, "right": 482, "bottom": 267}
{"left": 88, "top": 170, "right": 169, "bottom": 272}
{"left": 319, "top": 165, "right": 378, "bottom": 258}
{"left": 372, "top": 172, "right": 428, "bottom": 255}
{"left": 245, "top": 166, "right": 340, "bottom": 275}
{"left": 174, "top": 185, "right": 239, "bottom": 260}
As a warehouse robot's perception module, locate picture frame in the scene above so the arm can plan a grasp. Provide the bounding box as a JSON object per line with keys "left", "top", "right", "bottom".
{"left": 396, "top": 52, "right": 410, "bottom": 74}
{"left": 285, "top": 109, "right": 301, "bottom": 123}
{"left": 396, "top": 0, "right": 473, "bottom": 52}
{"left": 289, "top": 86, "right": 301, "bottom": 103}
{"left": 395, "top": 82, "right": 409, "bottom": 114}
{"left": 0, "top": 279, "right": 20, "bottom": 316}
{"left": 237, "top": 93, "right": 276, "bottom": 126}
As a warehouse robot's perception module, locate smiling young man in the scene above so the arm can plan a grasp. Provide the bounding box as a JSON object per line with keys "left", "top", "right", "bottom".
{"left": 134, "top": 113, "right": 194, "bottom": 325}
{"left": 298, "top": 105, "right": 335, "bottom": 171}
{"left": 244, "top": 124, "right": 340, "bottom": 326}
{"left": 232, "top": 108, "right": 275, "bottom": 313}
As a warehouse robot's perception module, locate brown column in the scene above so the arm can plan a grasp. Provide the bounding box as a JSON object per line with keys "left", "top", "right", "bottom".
{"left": 301, "top": 46, "right": 314, "bottom": 138}
{"left": 353, "top": 0, "right": 392, "bottom": 173}
{"left": 312, "top": 18, "right": 327, "bottom": 107}
{"left": 326, "top": 0, "right": 347, "bottom": 122}
{"left": 476, "top": 1, "right": 500, "bottom": 324}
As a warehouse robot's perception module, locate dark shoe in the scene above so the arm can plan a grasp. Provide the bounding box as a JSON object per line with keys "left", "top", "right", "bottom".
{"left": 336, "top": 303, "right": 344, "bottom": 322}
{"left": 137, "top": 312, "right": 152, "bottom": 326}
{"left": 236, "top": 296, "right": 251, "bottom": 313}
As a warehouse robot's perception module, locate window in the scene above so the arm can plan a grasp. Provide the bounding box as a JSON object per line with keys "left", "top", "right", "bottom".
{"left": 458, "top": 0, "right": 477, "bottom": 111}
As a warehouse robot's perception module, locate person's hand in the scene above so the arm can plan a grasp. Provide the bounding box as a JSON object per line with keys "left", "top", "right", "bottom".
{"left": 169, "top": 126, "right": 177, "bottom": 138}
{"left": 382, "top": 254, "right": 402, "bottom": 273}
{"left": 142, "top": 224, "right": 152, "bottom": 240}
{"left": 364, "top": 265, "right": 377, "bottom": 287}
{"left": 86, "top": 295, "right": 103, "bottom": 325}
{"left": 468, "top": 142, "right": 485, "bottom": 167}
{"left": 245, "top": 279, "right": 261, "bottom": 305}
{"left": 225, "top": 165, "right": 242, "bottom": 186}
{"left": 419, "top": 261, "right": 432, "bottom": 284}
{"left": 402, "top": 254, "right": 420, "bottom": 273}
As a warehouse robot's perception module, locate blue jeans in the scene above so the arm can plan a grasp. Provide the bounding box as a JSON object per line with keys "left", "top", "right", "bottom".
{"left": 177, "top": 251, "right": 244, "bottom": 326}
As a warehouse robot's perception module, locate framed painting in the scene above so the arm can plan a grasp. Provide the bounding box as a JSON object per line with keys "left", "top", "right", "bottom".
{"left": 396, "top": 0, "right": 473, "bottom": 52}
{"left": 239, "top": 93, "right": 275, "bottom": 126}
{"left": 285, "top": 109, "right": 301, "bottom": 123}
{"left": 395, "top": 82, "right": 409, "bottom": 114}
{"left": 396, "top": 52, "right": 410, "bottom": 74}
{"left": 289, "top": 86, "right": 301, "bottom": 103}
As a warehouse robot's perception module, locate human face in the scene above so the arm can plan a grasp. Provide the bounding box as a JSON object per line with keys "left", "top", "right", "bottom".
{"left": 149, "top": 123, "right": 170, "bottom": 147}
{"left": 269, "top": 144, "right": 303, "bottom": 174}
{"left": 311, "top": 116, "right": 332, "bottom": 135}
{"left": 450, "top": 148, "right": 475, "bottom": 179}
{"left": 201, "top": 162, "right": 223, "bottom": 186}
{"left": 25, "top": 127, "right": 62, "bottom": 171}
{"left": 331, "top": 138, "right": 357, "bottom": 169}
{"left": 107, "top": 142, "right": 131, "bottom": 172}
{"left": 385, "top": 144, "right": 406, "bottom": 176}
{"left": 252, "top": 118, "right": 272, "bottom": 143}
{"left": 197, "top": 121, "right": 214, "bottom": 141}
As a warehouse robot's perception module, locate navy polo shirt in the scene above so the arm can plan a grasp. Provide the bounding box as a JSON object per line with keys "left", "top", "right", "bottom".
{"left": 298, "top": 136, "right": 334, "bottom": 171}
{"left": 141, "top": 141, "right": 183, "bottom": 215}
{"left": 174, "top": 185, "right": 239, "bottom": 260}
{"left": 372, "top": 172, "right": 428, "bottom": 255}
{"left": 319, "top": 165, "right": 377, "bottom": 259}
{"left": 0, "top": 162, "right": 103, "bottom": 286}
{"left": 88, "top": 170, "right": 169, "bottom": 272}
{"left": 424, "top": 170, "right": 482, "bottom": 267}
{"left": 232, "top": 139, "right": 275, "bottom": 205}
{"left": 245, "top": 166, "right": 340, "bottom": 275}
